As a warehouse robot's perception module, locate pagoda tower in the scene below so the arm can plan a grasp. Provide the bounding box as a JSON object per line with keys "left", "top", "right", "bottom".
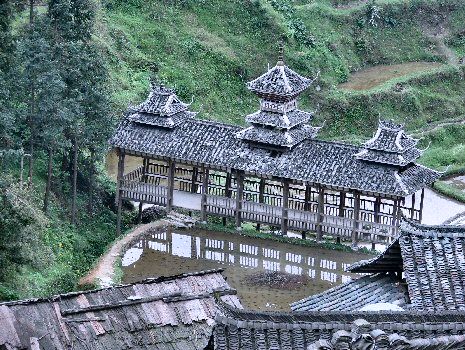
{"left": 355, "top": 120, "right": 422, "bottom": 167}
{"left": 236, "top": 49, "right": 320, "bottom": 150}
{"left": 127, "top": 82, "right": 196, "bottom": 129}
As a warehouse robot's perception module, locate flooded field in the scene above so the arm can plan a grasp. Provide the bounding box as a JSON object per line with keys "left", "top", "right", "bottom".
{"left": 339, "top": 62, "right": 442, "bottom": 91}
{"left": 122, "top": 228, "right": 368, "bottom": 311}
{"left": 444, "top": 175, "right": 465, "bottom": 192}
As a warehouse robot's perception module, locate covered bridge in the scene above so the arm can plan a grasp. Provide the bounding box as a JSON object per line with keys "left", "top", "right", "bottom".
{"left": 110, "top": 56, "right": 440, "bottom": 247}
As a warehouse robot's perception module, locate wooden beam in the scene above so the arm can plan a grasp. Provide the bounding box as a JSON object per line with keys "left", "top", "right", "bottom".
{"left": 316, "top": 186, "right": 325, "bottom": 241}
{"left": 166, "top": 160, "right": 175, "bottom": 212}
{"left": 352, "top": 191, "right": 360, "bottom": 247}
{"left": 338, "top": 191, "right": 346, "bottom": 217}
{"left": 281, "top": 180, "right": 289, "bottom": 235}
{"left": 201, "top": 167, "right": 209, "bottom": 222}
{"left": 419, "top": 188, "right": 425, "bottom": 223}
{"left": 116, "top": 151, "right": 125, "bottom": 236}
{"left": 235, "top": 171, "right": 244, "bottom": 229}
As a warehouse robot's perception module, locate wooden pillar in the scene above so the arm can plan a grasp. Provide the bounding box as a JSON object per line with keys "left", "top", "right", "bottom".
{"left": 166, "top": 160, "right": 175, "bottom": 212}
{"left": 352, "top": 191, "right": 360, "bottom": 247}
{"left": 116, "top": 151, "right": 125, "bottom": 236}
{"left": 410, "top": 193, "right": 416, "bottom": 220}
{"left": 256, "top": 178, "right": 266, "bottom": 231}
{"left": 391, "top": 198, "right": 399, "bottom": 238}
{"left": 191, "top": 166, "right": 198, "bottom": 193}
{"left": 138, "top": 157, "right": 148, "bottom": 224}
{"left": 281, "top": 180, "right": 289, "bottom": 236}
{"left": 235, "top": 171, "right": 244, "bottom": 229}
{"left": 304, "top": 184, "right": 312, "bottom": 211}
{"left": 419, "top": 188, "right": 425, "bottom": 223}
{"left": 223, "top": 171, "right": 232, "bottom": 226}
{"left": 373, "top": 196, "right": 381, "bottom": 251}
{"left": 201, "top": 166, "right": 209, "bottom": 222}
{"left": 316, "top": 186, "right": 325, "bottom": 241}
{"left": 336, "top": 190, "right": 346, "bottom": 244}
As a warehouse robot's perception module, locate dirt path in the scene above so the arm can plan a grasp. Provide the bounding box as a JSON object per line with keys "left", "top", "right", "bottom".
{"left": 79, "top": 221, "right": 168, "bottom": 288}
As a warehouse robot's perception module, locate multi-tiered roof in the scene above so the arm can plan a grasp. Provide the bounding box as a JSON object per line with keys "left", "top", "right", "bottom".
{"left": 355, "top": 120, "right": 422, "bottom": 167}
{"left": 128, "top": 83, "right": 196, "bottom": 129}
{"left": 236, "top": 58, "right": 320, "bottom": 149}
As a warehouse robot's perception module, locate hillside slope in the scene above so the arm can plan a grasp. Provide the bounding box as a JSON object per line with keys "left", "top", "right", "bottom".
{"left": 100, "top": 0, "right": 465, "bottom": 139}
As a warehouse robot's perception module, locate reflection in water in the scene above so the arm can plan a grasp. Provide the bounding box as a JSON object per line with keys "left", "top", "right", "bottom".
{"left": 122, "top": 228, "right": 368, "bottom": 311}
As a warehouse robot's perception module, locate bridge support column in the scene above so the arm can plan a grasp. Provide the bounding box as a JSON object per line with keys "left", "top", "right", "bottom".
{"left": 352, "top": 191, "right": 360, "bottom": 247}
{"left": 391, "top": 198, "right": 401, "bottom": 239}
{"left": 166, "top": 160, "right": 175, "bottom": 212}
{"left": 116, "top": 150, "right": 125, "bottom": 236}
{"left": 223, "top": 172, "right": 232, "bottom": 226}
{"left": 281, "top": 180, "right": 289, "bottom": 235}
{"left": 419, "top": 188, "right": 425, "bottom": 223}
{"left": 316, "top": 186, "right": 325, "bottom": 241}
{"left": 235, "top": 171, "right": 244, "bottom": 230}
{"left": 373, "top": 196, "right": 381, "bottom": 250}
{"left": 191, "top": 166, "right": 199, "bottom": 194}
{"left": 337, "top": 190, "right": 346, "bottom": 244}
{"left": 201, "top": 166, "right": 209, "bottom": 222}
{"left": 256, "top": 178, "right": 266, "bottom": 231}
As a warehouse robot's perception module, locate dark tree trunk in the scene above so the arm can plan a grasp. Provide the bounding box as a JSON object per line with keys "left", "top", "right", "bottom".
{"left": 28, "top": 0, "right": 35, "bottom": 188}
{"left": 71, "top": 137, "right": 78, "bottom": 224}
{"left": 28, "top": 122, "right": 34, "bottom": 187}
{"left": 43, "top": 147, "right": 54, "bottom": 214}
{"left": 87, "top": 149, "right": 95, "bottom": 215}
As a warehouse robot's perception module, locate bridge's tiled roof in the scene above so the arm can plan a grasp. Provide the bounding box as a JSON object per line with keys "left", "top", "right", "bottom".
{"left": 0, "top": 270, "right": 240, "bottom": 350}
{"left": 236, "top": 124, "right": 320, "bottom": 148}
{"left": 245, "top": 109, "right": 314, "bottom": 129}
{"left": 110, "top": 117, "right": 440, "bottom": 197}
{"left": 290, "top": 273, "right": 409, "bottom": 312}
{"left": 246, "top": 63, "right": 314, "bottom": 99}
{"left": 350, "top": 219, "right": 465, "bottom": 312}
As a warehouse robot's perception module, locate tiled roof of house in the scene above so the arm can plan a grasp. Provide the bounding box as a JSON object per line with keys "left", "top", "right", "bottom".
{"left": 0, "top": 269, "right": 240, "bottom": 350}
{"left": 290, "top": 273, "right": 409, "bottom": 312}
{"left": 213, "top": 299, "right": 465, "bottom": 350}
{"left": 349, "top": 219, "right": 465, "bottom": 312}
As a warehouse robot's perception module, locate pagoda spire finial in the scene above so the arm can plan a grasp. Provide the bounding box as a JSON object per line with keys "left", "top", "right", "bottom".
{"left": 277, "top": 39, "right": 284, "bottom": 66}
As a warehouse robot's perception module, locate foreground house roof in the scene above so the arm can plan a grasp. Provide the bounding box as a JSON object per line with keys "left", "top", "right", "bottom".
{"left": 308, "top": 319, "right": 465, "bottom": 350}
{"left": 350, "top": 219, "right": 465, "bottom": 312}
{"left": 290, "top": 273, "right": 409, "bottom": 312}
{"left": 0, "top": 270, "right": 240, "bottom": 350}
{"left": 213, "top": 300, "right": 465, "bottom": 350}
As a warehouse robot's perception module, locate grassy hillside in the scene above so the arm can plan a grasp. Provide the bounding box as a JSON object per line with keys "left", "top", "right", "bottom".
{"left": 99, "top": 0, "right": 465, "bottom": 139}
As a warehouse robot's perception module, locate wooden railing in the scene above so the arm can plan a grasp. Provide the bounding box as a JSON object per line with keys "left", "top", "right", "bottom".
{"left": 119, "top": 165, "right": 417, "bottom": 244}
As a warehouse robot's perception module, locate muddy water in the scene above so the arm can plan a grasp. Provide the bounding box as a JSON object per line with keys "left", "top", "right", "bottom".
{"left": 122, "top": 228, "right": 368, "bottom": 311}
{"left": 339, "top": 62, "right": 442, "bottom": 91}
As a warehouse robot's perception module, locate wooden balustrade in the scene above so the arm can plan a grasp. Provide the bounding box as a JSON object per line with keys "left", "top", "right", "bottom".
{"left": 118, "top": 162, "right": 426, "bottom": 245}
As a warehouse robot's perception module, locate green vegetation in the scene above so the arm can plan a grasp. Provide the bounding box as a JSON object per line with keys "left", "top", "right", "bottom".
{"left": 100, "top": 0, "right": 465, "bottom": 139}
